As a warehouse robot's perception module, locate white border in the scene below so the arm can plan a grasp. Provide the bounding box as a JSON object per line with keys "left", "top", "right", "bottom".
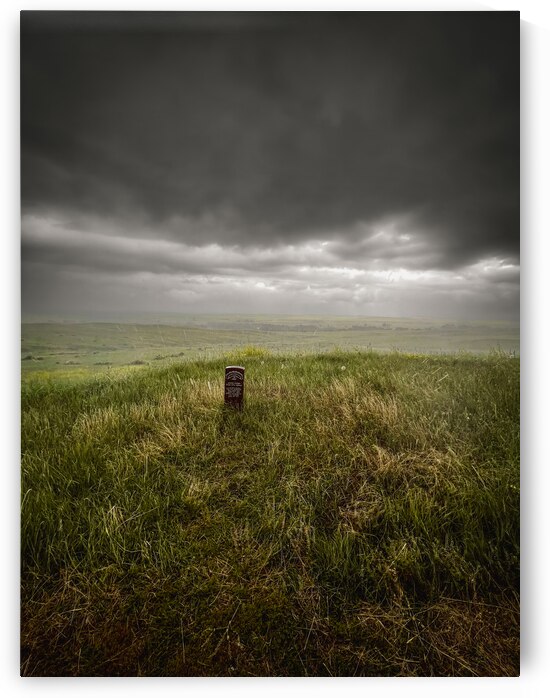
{"left": 4, "top": 1, "right": 549, "bottom": 696}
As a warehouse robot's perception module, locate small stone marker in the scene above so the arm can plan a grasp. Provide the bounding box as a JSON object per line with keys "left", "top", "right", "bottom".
{"left": 224, "top": 366, "right": 245, "bottom": 410}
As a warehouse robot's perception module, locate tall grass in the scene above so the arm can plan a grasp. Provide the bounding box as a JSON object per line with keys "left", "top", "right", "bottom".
{"left": 21, "top": 350, "right": 519, "bottom": 676}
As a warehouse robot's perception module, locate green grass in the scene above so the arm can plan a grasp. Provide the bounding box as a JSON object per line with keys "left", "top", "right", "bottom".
{"left": 21, "top": 348, "right": 520, "bottom": 676}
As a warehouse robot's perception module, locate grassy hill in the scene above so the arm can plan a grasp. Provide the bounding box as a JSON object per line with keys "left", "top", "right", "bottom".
{"left": 21, "top": 348, "right": 520, "bottom": 676}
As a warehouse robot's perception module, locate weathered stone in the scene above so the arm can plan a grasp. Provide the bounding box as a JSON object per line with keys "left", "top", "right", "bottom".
{"left": 224, "top": 366, "right": 245, "bottom": 409}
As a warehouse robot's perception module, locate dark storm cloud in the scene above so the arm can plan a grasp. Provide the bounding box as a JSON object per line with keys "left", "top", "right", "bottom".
{"left": 21, "top": 11, "right": 519, "bottom": 271}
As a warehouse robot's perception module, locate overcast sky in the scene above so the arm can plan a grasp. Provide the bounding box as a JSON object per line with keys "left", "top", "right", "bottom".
{"left": 21, "top": 11, "right": 519, "bottom": 320}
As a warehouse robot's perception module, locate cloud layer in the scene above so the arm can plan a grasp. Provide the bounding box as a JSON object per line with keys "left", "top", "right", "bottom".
{"left": 21, "top": 11, "right": 519, "bottom": 319}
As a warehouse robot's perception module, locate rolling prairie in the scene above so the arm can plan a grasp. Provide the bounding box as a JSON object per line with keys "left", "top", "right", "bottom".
{"left": 21, "top": 315, "right": 519, "bottom": 380}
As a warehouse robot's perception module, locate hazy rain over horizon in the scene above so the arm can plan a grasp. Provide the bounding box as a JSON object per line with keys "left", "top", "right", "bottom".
{"left": 21, "top": 11, "right": 519, "bottom": 322}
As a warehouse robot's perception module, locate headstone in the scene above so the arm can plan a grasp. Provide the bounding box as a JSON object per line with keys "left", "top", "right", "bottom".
{"left": 224, "top": 366, "right": 245, "bottom": 410}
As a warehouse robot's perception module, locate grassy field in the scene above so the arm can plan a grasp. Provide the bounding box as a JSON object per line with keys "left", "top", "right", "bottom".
{"left": 21, "top": 344, "right": 520, "bottom": 676}
{"left": 21, "top": 315, "right": 519, "bottom": 381}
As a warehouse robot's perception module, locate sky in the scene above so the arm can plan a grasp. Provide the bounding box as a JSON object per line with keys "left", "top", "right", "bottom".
{"left": 20, "top": 10, "right": 519, "bottom": 320}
